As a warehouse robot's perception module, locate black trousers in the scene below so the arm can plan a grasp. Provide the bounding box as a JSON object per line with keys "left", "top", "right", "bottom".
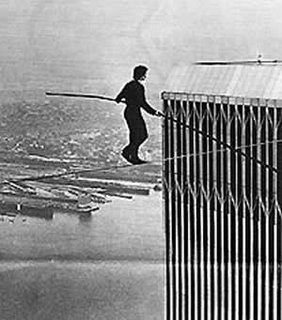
{"left": 123, "top": 108, "right": 148, "bottom": 159}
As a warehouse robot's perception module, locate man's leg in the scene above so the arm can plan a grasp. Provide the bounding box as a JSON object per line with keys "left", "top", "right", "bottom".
{"left": 122, "top": 131, "right": 142, "bottom": 164}
{"left": 122, "top": 145, "right": 130, "bottom": 157}
{"left": 121, "top": 111, "right": 135, "bottom": 162}
{"left": 123, "top": 113, "right": 148, "bottom": 164}
{"left": 122, "top": 124, "right": 138, "bottom": 160}
{"left": 130, "top": 118, "right": 148, "bottom": 163}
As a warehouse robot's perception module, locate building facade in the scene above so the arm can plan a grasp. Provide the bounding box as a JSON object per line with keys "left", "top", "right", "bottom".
{"left": 162, "top": 64, "right": 282, "bottom": 320}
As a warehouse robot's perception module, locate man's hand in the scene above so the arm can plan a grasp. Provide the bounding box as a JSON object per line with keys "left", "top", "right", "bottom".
{"left": 115, "top": 98, "right": 126, "bottom": 104}
{"left": 155, "top": 110, "right": 164, "bottom": 117}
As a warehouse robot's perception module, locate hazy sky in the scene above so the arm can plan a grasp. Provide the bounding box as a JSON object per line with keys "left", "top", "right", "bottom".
{"left": 1, "top": 0, "right": 282, "bottom": 97}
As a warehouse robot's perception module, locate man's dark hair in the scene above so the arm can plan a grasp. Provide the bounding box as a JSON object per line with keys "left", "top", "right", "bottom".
{"left": 133, "top": 65, "right": 148, "bottom": 80}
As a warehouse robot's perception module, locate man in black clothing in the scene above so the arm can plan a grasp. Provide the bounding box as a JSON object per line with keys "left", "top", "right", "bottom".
{"left": 115, "top": 65, "right": 162, "bottom": 164}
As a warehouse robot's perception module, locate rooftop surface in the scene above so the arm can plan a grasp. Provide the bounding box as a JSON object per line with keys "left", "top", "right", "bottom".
{"left": 164, "top": 64, "right": 282, "bottom": 103}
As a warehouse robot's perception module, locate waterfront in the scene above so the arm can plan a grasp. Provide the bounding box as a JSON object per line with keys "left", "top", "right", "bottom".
{"left": 0, "top": 192, "right": 164, "bottom": 320}
{"left": 0, "top": 261, "right": 163, "bottom": 320}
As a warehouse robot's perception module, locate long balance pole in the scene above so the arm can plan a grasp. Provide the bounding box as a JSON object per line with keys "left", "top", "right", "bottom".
{"left": 45, "top": 91, "right": 121, "bottom": 103}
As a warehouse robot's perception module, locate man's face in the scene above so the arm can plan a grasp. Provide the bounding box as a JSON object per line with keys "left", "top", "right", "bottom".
{"left": 139, "top": 72, "right": 147, "bottom": 82}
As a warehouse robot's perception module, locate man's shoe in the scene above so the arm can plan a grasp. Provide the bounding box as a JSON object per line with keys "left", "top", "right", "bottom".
{"left": 122, "top": 150, "right": 141, "bottom": 165}
{"left": 132, "top": 158, "right": 147, "bottom": 165}
{"left": 121, "top": 150, "right": 132, "bottom": 163}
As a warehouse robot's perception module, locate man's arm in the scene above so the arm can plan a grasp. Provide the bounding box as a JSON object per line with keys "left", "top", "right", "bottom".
{"left": 115, "top": 84, "right": 128, "bottom": 103}
{"left": 142, "top": 100, "right": 158, "bottom": 115}
{"left": 140, "top": 85, "right": 162, "bottom": 116}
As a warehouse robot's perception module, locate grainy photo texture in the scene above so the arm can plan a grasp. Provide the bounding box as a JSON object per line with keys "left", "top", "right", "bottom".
{"left": 0, "top": 1, "right": 282, "bottom": 319}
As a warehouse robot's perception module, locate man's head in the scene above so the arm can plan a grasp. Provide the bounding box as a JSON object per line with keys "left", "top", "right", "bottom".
{"left": 133, "top": 65, "right": 148, "bottom": 81}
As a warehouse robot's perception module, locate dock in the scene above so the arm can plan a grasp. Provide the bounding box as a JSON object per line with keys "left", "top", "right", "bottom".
{"left": 0, "top": 155, "right": 161, "bottom": 221}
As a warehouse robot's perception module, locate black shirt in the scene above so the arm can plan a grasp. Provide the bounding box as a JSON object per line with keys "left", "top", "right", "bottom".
{"left": 115, "top": 80, "right": 156, "bottom": 115}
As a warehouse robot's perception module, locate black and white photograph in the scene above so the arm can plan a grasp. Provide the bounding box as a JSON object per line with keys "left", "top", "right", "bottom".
{"left": 0, "top": 0, "right": 282, "bottom": 319}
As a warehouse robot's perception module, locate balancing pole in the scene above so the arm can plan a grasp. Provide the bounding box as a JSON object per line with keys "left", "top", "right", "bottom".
{"left": 45, "top": 91, "right": 123, "bottom": 103}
